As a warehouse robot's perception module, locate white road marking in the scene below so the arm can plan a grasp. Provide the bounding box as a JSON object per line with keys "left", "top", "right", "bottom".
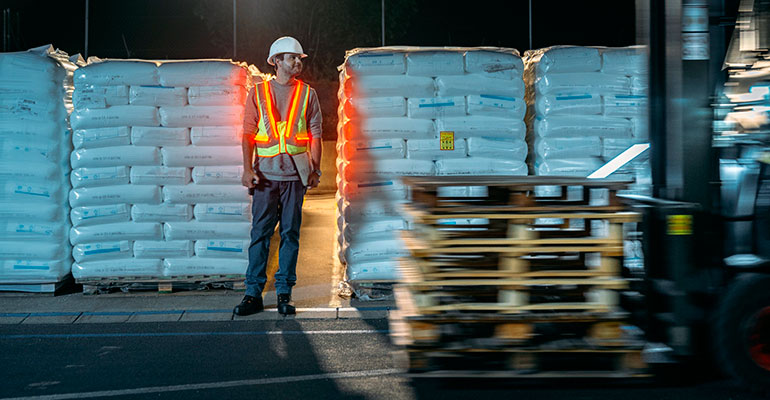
{"left": 0, "top": 369, "right": 400, "bottom": 400}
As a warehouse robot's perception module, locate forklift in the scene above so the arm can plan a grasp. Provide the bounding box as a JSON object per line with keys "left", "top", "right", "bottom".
{"left": 626, "top": 0, "right": 770, "bottom": 393}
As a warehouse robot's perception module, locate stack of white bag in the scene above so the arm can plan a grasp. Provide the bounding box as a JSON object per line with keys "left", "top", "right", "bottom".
{"left": 69, "top": 58, "right": 254, "bottom": 280}
{"left": 337, "top": 47, "right": 528, "bottom": 281}
{"left": 0, "top": 45, "right": 76, "bottom": 289}
{"left": 524, "top": 46, "right": 651, "bottom": 195}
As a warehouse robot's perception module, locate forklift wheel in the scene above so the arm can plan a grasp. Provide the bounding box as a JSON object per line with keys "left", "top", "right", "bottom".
{"left": 714, "top": 273, "right": 770, "bottom": 394}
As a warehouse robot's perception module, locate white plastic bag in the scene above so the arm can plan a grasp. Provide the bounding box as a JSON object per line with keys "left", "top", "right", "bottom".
{"left": 131, "top": 126, "right": 191, "bottom": 147}
{"left": 188, "top": 86, "right": 247, "bottom": 106}
{"left": 436, "top": 158, "right": 527, "bottom": 176}
{"left": 189, "top": 126, "right": 241, "bottom": 146}
{"left": 406, "top": 137, "right": 467, "bottom": 160}
{"left": 158, "top": 60, "right": 247, "bottom": 87}
{"left": 534, "top": 115, "right": 633, "bottom": 138}
{"left": 194, "top": 240, "right": 249, "bottom": 259}
{"left": 72, "top": 127, "right": 131, "bottom": 149}
{"left": 163, "top": 221, "right": 250, "bottom": 240}
{"left": 466, "top": 137, "right": 527, "bottom": 160}
{"left": 464, "top": 50, "right": 524, "bottom": 79}
{"left": 74, "top": 60, "right": 159, "bottom": 87}
{"left": 406, "top": 51, "right": 465, "bottom": 76}
{"left": 436, "top": 75, "right": 524, "bottom": 97}
{"left": 70, "top": 105, "right": 160, "bottom": 130}
{"left": 133, "top": 240, "right": 194, "bottom": 258}
{"left": 347, "top": 75, "right": 435, "bottom": 98}
{"left": 408, "top": 96, "right": 466, "bottom": 119}
{"left": 191, "top": 166, "right": 243, "bottom": 185}
{"left": 71, "top": 145, "right": 161, "bottom": 168}
{"left": 343, "top": 117, "right": 435, "bottom": 140}
{"left": 467, "top": 94, "right": 525, "bottom": 119}
{"left": 70, "top": 166, "right": 130, "bottom": 189}
{"left": 437, "top": 116, "right": 526, "bottom": 139}
{"left": 345, "top": 52, "right": 406, "bottom": 75}
{"left": 193, "top": 203, "right": 251, "bottom": 222}
{"left": 69, "top": 222, "right": 163, "bottom": 245}
{"left": 161, "top": 146, "right": 242, "bottom": 167}
{"left": 340, "top": 138, "right": 406, "bottom": 161}
{"left": 72, "top": 258, "right": 163, "bottom": 279}
{"left": 159, "top": 106, "right": 244, "bottom": 128}
{"left": 129, "top": 85, "right": 187, "bottom": 106}
{"left": 72, "top": 85, "right": 129, "bottom": 109}
{"left": 162, "top": 184, "right": 250, "bottom": 204}
{"left": 163, "top": 257, "right": 247, "bottom": 276}
{"left": 129, "top": 166, "right": 191, "bottom": 185}
{"left": 131, "top": 203, "right": 193, "bottom": 222}
{"left": 70, "top": 204, "right": 131, "bottom": 227}
{"left": 69, "top": 184, "right": 162, "bottom": 207}
{"left": 73, "top": 241, "right": 132, "bottom": 263}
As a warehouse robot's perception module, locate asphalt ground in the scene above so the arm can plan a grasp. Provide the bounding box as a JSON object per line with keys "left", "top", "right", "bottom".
{"left": 0, "top": 319, "right": 766, "bottom": 400}
{"left": 0, "top": 193, "right": 767, "bottom": 399}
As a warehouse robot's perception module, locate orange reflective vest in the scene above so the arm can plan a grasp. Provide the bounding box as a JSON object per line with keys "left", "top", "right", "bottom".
{"left": 253, "top": 79, "right": 312, "bottom": 158}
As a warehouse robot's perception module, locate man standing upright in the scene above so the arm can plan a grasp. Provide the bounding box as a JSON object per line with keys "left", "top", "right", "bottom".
{"left": 235, "top": 36, "right": 323, "bottom": 316}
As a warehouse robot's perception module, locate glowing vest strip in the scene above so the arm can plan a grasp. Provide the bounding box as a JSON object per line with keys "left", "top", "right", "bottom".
{"left": 253, "top": 79, "right": 311, "bottom": 158}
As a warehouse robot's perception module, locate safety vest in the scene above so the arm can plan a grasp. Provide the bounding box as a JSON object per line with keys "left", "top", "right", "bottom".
{"left": 253, "top": 79, "right": 312, "bottom": 158}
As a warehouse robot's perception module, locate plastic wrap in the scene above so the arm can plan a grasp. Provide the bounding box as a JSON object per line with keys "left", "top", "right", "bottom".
{"left": 337, "top": 46, "right": 527, "bottom": 282}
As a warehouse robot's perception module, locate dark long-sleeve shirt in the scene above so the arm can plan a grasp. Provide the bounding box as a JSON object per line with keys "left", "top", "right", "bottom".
{"left": 242, "top": 79, "right": 322, "bottom": 181}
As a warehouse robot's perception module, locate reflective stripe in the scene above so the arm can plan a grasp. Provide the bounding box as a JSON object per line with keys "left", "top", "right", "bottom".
{"left": 286, "top": 144, "right": 307, "bottom": 154}
{"left": 253, "top": 79, "right": 311, "bottom": 158}
{"left": 262, "top": 81, "right": 280, "bottom": 139}
{"left": 257, "top": 144, "right": 281, "bottom": 157}
{"left": 285, "top": 83, "right": 303, "bottom": 139}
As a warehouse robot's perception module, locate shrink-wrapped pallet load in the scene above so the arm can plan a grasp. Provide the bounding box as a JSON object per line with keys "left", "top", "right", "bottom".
{"left": 524, "top": 46, "right": 651, "bottom": 195}
{"left": 69, "top": 58, "right": 255, "bottom": 281}
{"left": 337, "top": 47, "right": 528, "bottom": 283}
{"left": 0, "top": 45, "right": 77, "bottom": 292}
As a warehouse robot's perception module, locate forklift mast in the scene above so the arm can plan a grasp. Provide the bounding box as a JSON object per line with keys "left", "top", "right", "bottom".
{"left": 633, "top": 0, "right": 741, "bottom": 356}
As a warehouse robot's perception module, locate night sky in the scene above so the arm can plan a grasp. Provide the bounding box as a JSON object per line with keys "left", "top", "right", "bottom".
{"left": 2, "top": 0, "right": 637, "bottom": 79}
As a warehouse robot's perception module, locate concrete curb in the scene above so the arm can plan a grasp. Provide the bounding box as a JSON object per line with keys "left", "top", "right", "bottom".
{"left": 0, "top": 307, "right": 390, "bottom": 324}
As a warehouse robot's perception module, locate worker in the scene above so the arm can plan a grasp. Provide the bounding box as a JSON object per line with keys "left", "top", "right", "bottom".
{"left": 235, "top": 36, "right": 323, "bottom": 316}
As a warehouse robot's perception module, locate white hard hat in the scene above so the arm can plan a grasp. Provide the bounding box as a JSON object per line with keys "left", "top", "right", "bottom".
{"left": 267, "top": 36, "right": 308, "bottom": 66}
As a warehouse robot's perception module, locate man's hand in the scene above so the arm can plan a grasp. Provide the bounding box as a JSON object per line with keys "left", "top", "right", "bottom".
{"left": 242, "top": 169, "right": 257, "bottom": 188}
{"left": 307, "top": 171, "right": 321, "bottom": 189}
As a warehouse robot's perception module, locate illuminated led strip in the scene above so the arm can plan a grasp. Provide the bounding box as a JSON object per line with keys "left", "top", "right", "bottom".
{"left": 285, "top": 82, "right": 304, "bottom": 138}
{"left": 262, "top": 81, "right": 280, "bottom": 139}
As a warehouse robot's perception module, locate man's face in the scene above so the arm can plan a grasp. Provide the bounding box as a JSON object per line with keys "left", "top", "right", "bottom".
{"left": 276, "top": 53, "right": 303, "bottom": 77}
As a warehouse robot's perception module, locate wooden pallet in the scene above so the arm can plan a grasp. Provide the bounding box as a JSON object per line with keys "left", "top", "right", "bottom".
{"left": 407, "top": 210, "right": 637, "bottom": 243}
{"left": 408, "top": 255, "right": 622, "bottom": 279}
{"left": 402, "top": 176, "right": 634, "bottom": 210}
{"left": 391, "top": 310, "right": 640, "bottom": 348}
{"left": 394, "top": 279, "right": 623, "bottom": 315}
{"left": 0, "top": 275, "right": 74, "bottom": 295}
{"left": 395, "top": 347, "right": 649, "bottom": 377}
{"left": 77, "top": 274, "right": 245, "bottom": 294}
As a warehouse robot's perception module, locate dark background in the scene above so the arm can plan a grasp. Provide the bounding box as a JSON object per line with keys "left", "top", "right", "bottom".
{"left": 1, "top": 0, "right": 639, "bottom": 138}
{"left": 1, "top": 0, "right": 638, "bottom": 78}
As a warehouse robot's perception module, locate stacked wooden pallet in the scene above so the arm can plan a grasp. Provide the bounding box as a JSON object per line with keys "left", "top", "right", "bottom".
{"left": 77, "top": 275, "right": 245, "bottom": 295}
{"left": 390, "top": 176, "right": 649, "bottom": 378}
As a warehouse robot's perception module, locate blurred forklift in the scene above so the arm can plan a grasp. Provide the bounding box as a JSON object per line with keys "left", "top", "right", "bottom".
{"left": 629, "top": 0, "right": 770, "bottom": 392}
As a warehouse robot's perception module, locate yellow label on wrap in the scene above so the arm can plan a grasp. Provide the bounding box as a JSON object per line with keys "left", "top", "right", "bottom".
{"left": 667, "top": 214, "right": 692, "bottom": 235}
{"left": 440, "top": 131, "right": 454, "bottom": 151}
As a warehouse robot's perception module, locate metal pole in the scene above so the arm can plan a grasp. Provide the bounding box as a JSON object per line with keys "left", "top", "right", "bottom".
{"left": 381, "top": 0, "right": 385, "bottom": 46}
{"left": 3, "top": 9, "right": 7, "bottom": 52}
{"left": 528, "top": 0, "right": 533, "bottom": 49}
{"left": 84, "top": 0, "right": 89, "bottom": 59}
{"left": 233, "top": 0, "right": 237, "bottom": 59}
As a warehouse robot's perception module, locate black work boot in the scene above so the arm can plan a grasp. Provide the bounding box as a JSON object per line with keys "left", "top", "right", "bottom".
{"left": 277, "top": 293, "right": 296, "bottom": 315}
{"left": 234, "top": 295, "right": 264, "bottom": 316}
